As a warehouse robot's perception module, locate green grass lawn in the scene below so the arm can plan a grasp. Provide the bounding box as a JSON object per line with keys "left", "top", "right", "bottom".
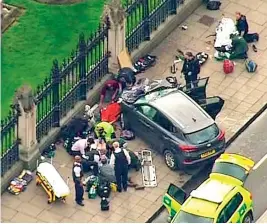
{"left": 1, "top": 0, "right": 106, "bottom": 118}
{"left": 1, "top": 0, "right": 165, "bottom": 120}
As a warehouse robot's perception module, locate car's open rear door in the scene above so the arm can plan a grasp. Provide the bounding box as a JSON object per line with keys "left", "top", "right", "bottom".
{"left": 163, "top": 183, "right": 187, "bottom": 220}
{"left": 181, "top": 77, "right": 209, "bottom": 102}
{"left": 198, "top": 96, "right": 225, "bottom": 120}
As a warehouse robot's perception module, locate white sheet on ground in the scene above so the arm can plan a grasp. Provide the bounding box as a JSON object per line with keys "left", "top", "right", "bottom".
{"left": 214, "top": 17, "right": 237, "bottom": 48}
{"left": 37, "top": 162, "right": 70, "bottom": 197}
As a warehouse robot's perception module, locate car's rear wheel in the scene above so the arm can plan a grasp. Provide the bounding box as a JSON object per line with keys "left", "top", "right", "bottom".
{"left": 243, "top": 212, "right": 253, "bottom": 223}
{"left": 164, "top": 150, "right": 178, "bottom": 170}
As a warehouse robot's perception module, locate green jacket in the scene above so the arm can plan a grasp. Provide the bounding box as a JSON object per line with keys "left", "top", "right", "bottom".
{"left": 231, "top": 36, "right": 248, "bottom": 55}
{"left": 95, "top": 122, "right": 115, "bottom": 142}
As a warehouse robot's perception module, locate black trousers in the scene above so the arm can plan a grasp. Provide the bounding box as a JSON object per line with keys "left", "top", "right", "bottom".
{"left": 185, "top": 74, "right": 198, "bottom": 88}
{"left": 70, "top": 151, "right": 82, "bottom": 157}
{"left": 74, "top": 181, "right": 84, "bottom": 203}
{"left": 82, "top": 160, "right": 99, "bottom": 176}
{"left": 115, "top": 167, "right": 128, "bottom": 191}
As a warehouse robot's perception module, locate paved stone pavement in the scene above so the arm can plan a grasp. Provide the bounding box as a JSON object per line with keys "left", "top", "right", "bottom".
{"left": 2, "top": 0, "right": 267, "bottom": 223}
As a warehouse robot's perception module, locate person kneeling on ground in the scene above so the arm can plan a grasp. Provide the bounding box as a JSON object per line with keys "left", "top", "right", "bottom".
{"left": 70, "top": 138, "right": 92, "bottom": 158}
{"left": 229, "top": 34, "right": 248, "bottom": 60}
{"left": 99, "top": 79, "right": 122, "bottom": 108}
{"left": 82, "top": 149, "right": 101, "bottom": 176}
{"left": 94, "top": 122, "right": 116, "bottom": 142}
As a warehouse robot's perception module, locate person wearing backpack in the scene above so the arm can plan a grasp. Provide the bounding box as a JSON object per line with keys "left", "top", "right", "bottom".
{"left": 181, "top": 52, "right": 201, "bottom": 88}
{"left": 109, "top": 142, "right": 131, "bottom": 192}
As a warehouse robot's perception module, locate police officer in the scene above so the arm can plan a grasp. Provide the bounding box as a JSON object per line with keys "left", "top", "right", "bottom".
{"left": 109, "top": 142, "right": 131, "bottom": 192}
{"left": 72, "top": 155, "right": 85, "bottom": 206}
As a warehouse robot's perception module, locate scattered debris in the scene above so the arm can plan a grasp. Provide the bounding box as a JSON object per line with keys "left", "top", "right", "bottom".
{"left": 181, "top": 25, "right": 188, "bottom": 30}
{"left": 8, "top": 170, "right": 33, "bottom": 195}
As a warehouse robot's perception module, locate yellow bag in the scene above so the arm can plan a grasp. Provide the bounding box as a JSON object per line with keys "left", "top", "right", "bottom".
{"left": 110, "top": 183, "right": 117, "bottom": 192}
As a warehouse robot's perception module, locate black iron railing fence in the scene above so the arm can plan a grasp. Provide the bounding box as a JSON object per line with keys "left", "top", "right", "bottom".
{"left": 35, "top": 24, "right": 109, "bottom": 142}
{"left": 0, "top": 23, "right": 109, "bottom": 176}
{"left": 0, "top": 105, "right": 20, "bottom": 176}
{"left": 125, "top": 0, "right": 183, "bottom": 53}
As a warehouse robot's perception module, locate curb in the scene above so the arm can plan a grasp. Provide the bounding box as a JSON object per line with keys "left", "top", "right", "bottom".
{"left": 146, "top": 103, "right": 267, "bottom": 223}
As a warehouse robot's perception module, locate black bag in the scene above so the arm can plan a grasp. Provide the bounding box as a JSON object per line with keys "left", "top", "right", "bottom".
{"left": 101, "top": 197, "right": 110, "bottom": 211}
{"left": 207, "top": 0, "right": 221, "bottom": 10}
{"left": 196, "top": 52, "right": 209, "bottom": 66}
{"left": 97, "top": 180, "right": 111, "bottom": 198}
{"left": 244, "top": 33, "right": 259, "bottom": 43}
{"left": 121, "top": 130, "right": 135, "bottom": 140}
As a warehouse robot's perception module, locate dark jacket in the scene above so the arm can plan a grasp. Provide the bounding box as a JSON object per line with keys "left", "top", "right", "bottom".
{"left": 181, "top": 57, "right": 200, "bottom": 76}
{"left": 236, "top": 15, "right": 249, "bottom": 36}
{"left": 99, "top": 164, "right": 116, "bottom": 183}
{"left": 114, "top": 150, "right": 128, "bottom": 172}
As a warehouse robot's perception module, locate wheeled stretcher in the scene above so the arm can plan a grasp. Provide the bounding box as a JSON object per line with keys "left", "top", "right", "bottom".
{"left": 36, "top": 161, "right": 70, "bottom": 204}
{"left": 141, "top": 150, "right": 157, "bottom": 187}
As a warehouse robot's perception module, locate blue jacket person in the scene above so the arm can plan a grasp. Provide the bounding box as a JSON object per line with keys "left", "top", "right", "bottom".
{"left": 181, "top": 52, "right": 200, "bottom": 88}
{"left": 73, "top": 155, "right": 85, "bottom": 206}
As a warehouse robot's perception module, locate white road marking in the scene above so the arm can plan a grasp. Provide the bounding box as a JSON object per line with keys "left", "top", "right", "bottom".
{"left": 253, "top": 153, "right": 267, "bottom": 170}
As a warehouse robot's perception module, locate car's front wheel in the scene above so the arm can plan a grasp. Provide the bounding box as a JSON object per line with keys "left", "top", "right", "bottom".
{"left": 164, "top": 150, "right": 178, "bottom": 170}
{"left": 243, "top": 212, "right": 253, "bottom": 223}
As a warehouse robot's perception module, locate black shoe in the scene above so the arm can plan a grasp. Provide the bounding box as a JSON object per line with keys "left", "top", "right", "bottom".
{"left": 252, "top": 44, "right": 257, "bottom": 52}
{"left": 117, "top": 188, "right": 122, "bottom": 193}
{"left": 77, "top": 201, "right": 84, "bottom": 206}
{"left": 123, "top": 188, "right": 127, "bottom": 192}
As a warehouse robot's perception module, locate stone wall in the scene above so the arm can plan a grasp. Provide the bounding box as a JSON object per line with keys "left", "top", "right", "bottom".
{"left": 1, "top": 3, "right": 24, "bottom": 33}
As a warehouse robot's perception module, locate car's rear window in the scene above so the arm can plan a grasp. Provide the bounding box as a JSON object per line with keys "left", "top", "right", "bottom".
{"left": 173, "top": 210, "right": 214, "bottom": 223}
{"left": 185, "top": 124, "right": 219, "bottom": 145}
{"left": 212, "top": 162, "right": 248, "bottom": 182}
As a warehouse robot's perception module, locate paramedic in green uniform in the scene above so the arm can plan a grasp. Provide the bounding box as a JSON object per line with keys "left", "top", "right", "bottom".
{"left": 94, "top": 121, "right": 116, "bottom": 142}
{"left": 229, "top": 35, "right": 248, "bottom": 60}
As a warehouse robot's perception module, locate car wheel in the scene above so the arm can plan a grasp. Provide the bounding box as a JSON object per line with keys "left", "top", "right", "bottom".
{"left": 243, "top": 213, "right": 253, "bottom": 223}
{"left": 164, "top": 150, "right": 178, "bottom": 170}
